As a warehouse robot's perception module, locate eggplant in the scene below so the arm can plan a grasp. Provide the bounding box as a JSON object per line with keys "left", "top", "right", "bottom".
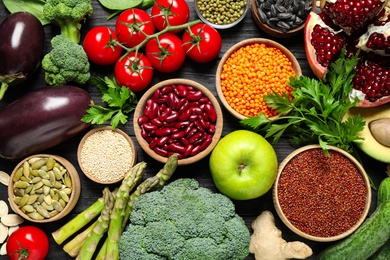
{"left": 0, "top": 86, "right": 92, "bottom": 159}
{"left": 0, "top": 12, "right": 45, "bottom": 100}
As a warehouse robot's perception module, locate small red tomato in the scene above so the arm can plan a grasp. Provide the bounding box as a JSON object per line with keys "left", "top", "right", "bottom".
{"left": 83, "top": 26, "right": 122, "bottom": 65}
{"left": 182, "top": 24, "right": 222, "bottom": 63}
{"left": 116, "top": 8, "right": 155, "bottom": 48}
{"left": 151, "top": 0, "right": 190, "bottom": 33}
{"left": 145, "top": 32, "right": 185, "bottom": 73}
{"left": 6, "top": 226, "right": 49, "bottom": 260}
{"left": 115, "top": 52, "right": 153, "bottom": 92}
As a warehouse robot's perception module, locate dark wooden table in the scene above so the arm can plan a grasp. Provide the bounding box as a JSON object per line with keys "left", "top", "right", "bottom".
{"left": 0, "top": 1, "right": 388, "bottom": 259}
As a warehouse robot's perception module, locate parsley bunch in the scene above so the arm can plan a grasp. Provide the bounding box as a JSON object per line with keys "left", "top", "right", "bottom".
{"left": 241, "top": 49, "right": 365, "bottom": 154}
{"left": 82, "top": 76, "right": 138, "bottom": 129}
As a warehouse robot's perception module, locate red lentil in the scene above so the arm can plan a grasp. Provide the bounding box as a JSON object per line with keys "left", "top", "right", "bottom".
{"left": 220, "top": 43, "right": 296, "bottom": 118}
{"left": 277, "top": 148, "right": 367, "bottom": 237}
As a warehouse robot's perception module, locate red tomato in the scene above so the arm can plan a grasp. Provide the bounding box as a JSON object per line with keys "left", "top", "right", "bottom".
{"left": 83, "top": 26, "right": 122, "bottom": 65}
{"left": 182, "top": 24, "right": 222, "bottom": 63}
{"left": 6, "top": 226, "right": 49, "bottom": 260}
{"left": 116, "top": 8, "right": 155, "bottom": 48}
{"left": 115, "top": 52, "right": 153, "bottom": 92}
{"left": 145, "top": 33, "right": 185, "bottom": 73}
{"left": 151, "top": 0, "right": 190, "bottom": 33}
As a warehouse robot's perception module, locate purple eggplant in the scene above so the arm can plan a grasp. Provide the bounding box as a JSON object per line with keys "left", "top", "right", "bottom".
{"left": 0, "top": 12, "right": 45, "bottom": 100}
{"left": 0, "top": 86, "right": 92, "bottom": 159}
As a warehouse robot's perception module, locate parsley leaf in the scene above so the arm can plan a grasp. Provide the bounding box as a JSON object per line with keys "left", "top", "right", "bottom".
{"left": 241, "top": 49, "right": 365, "bottom": 154}
{"left": 81, "top": 77, "right": 138, "bottom": 129}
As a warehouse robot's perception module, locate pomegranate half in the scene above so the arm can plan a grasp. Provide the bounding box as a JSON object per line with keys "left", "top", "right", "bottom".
{"left": 305, "top": 0, "right": 390, "bottom": 107}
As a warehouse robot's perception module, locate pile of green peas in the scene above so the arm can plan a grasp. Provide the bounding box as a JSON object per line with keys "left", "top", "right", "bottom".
{"left": 196, "top": 0, "right": 248, "bottom": 25}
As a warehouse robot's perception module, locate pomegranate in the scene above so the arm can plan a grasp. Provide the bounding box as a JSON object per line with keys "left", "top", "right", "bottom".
{"left": 305, "top": 0, "right": 390, "bottom": 107}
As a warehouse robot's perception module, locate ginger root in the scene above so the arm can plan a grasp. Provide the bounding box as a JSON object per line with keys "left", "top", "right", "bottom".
{"left": 249, "top": 211, "right": 312, "bottom": 260}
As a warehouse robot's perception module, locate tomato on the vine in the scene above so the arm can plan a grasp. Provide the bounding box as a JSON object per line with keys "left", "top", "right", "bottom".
{"left": 115, "top": 52, "right": 153, "bottom": 92}
{"left": 83, "top": 26, "right": 122, "bottom": 65}
{"left": 151, "top": 0, "right": 190, "bottom": 33}
{"left": 182, "top": 23, "right": 222, "bottom": 63}
{"left": 115, "top": 8, "right": 155, "bottom": 48}
{"left": 145, "top": 32, "right": 185, "bottom": 73}
{"left": 6, "top": 226, "right": 49, "bottom": 260}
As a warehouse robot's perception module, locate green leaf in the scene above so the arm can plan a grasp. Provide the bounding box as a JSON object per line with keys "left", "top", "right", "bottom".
{"left": 3, "top": 0, "right": 50, "bottom": 25}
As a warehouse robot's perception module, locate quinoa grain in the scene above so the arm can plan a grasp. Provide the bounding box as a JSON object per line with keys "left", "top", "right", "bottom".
{"left": 79, "top": 129, "right": 134, "bottom": 183}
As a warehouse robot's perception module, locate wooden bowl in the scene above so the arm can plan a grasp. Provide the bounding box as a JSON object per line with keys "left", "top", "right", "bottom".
{"left": 77, "top": 126, "right": 137, "bottom": 184}
{"left": 133, "top": 78, "right": 223, "bottom": 165}
{"left": 216, "top": 38, "right": 302, "bottom": 120}
{"left": 8, "top": 154, "right": 81, "bottom": 223}
{"left": 273, "top": 145, "right": 372, "bottom": 242}
{"left": 251, "top": 0, "right": 317, "bottom": 38}
{"left": 195, "top": 0, "right": 250, "bottom": 29}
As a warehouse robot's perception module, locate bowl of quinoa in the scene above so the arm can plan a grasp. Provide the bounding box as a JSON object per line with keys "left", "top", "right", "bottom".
{"left": 273, "top": 145, "right": 372, "bottom": 242}
{"left": 77, "top": 126, "right": 137, "bottom": 184}
{"left": 216, "top": 38, "right": 301, "bottom": 120}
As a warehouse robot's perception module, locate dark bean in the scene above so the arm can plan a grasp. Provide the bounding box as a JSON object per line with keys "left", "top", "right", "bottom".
{"left": 183, "top": 144, "right": 193, "bottom": 158}
{"left": 149, "top": 138, "right": 158, "bottom": 149}
{"left": 138, "top": 115, "right": 149, "bottom": 125}
{"left": 154, "top": 147, "right": 169, "bottom": 157}
{"left": 186, "top": 90, "right": 203, "bottom": 101}
{"left": 151, "top": 118, "right": 163, "bottom": 127}
{"left": 168, "top": 143, "right": 186, "bottom": 154}
{"left": 171, "top": 131, "right": 185, "bottom": 139}
{"left": 155, "top": 128, "right": 172, "bottom": 136}
{"left": 190, "top": 145, "right": 202, "bottom": 156}
{"left": 161, "top": 85, "right": 173, "bottom": 95}
{"left": 200, "top": 136, "right": 213, "bottom": 151}
{"left": 157, "top": 136, "right": 170, "bottom": 147}
{"left": 204, "top": 103, "right": 217, "bottom": 122}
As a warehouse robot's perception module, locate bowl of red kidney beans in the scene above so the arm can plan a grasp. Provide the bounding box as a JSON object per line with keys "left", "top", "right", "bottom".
{"left": 133, "top": 79, "right": 223, "bottom": 165}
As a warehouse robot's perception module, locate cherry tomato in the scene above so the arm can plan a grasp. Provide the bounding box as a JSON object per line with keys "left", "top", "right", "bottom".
{"left": 83, "top": 26, "right": 122, "bottom": 65}
{"left": 151, "top": 0, "right": 190, "bottom": 33}
{"left": 182, "top": 24, "right": 222, "bottom": 63}
{"left": 6, "top": 226, "right": 49, "bottom": 260}
{"left": 116, "top": 8, "right": 155, "bottom": 48}
{"left": 145, "top": 32, "right": 185, "bottom": 73}
{"left": 115, "top": 52, "right": 153, "bottom": 92}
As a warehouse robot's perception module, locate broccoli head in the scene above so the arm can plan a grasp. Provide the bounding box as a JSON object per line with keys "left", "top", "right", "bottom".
{"left": 119, "top": 178, "right": 251, "bottom": 260}
{"left": 43, "top": 0, "right": 93, "bottom": 43}
{"left": 42, "top": 34, "right": 90, "bottom": 86}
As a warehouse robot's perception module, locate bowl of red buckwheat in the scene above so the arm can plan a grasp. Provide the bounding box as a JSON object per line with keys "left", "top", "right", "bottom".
{"left": 273, "top": 144, "right": 372, "bottom": 242}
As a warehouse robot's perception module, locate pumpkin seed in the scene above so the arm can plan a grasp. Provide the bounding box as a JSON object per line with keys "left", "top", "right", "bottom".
{"left": 1, "top": 243, "right": 7, "bottom": 256}
{"left": 0, "top": 200, "right": 8, "bottom": 217}
{"left": 0, "top": 223, "right": 7, "bottom": 243}
{"left": 14, "top": 180, "right": 29, "bottom": 189}
{"left": 0, "top": 171, "right": 10, "bottom": 186}
{"left": 52, "top": 201, "right": 63, "bottom": 212}
{"left": 53, "top": 167, "right": 63, "bottom": 180}
{"left": 41, "top": 201, "right": 54, "bottom": 211}
{"left": 8, "top": 226, "right": 19, "bottom": 237}
{"left": 33, "top": 181, "right": 43, "bottom": 190}
{"left": 28, "top": 212, "right": 44, "bottom": 220}
{"left": 31, "top": 158, "right": 46, "bottom": 170}
{"left": 46, "top": 156, "right": 55, "bottom": 170}
{"left": 38, "top": 170, "right": 49, "bottom": 179}
{"left": 36, "top": 205, "right": 50, "bottom": 218}
{"left": 44, "top": 195, "right": 52, "bottom": 205}
{"left": 22, "top": 204, "right": 35, "bottom": 213}
{"left": 1, "top": 214, "right": 24, "bottom": 226}
{"left": 27, "top": 194, "right": 39, "bottom": 205}
{"left": 49, "top": 210, "right": 59, "bottom": 218}
{"left": 42, "top": 179, "right": 52, "bottom": 187}
{"left": 18, "top": 194, "right": 29, "bottom": 207}
{"left": 64, "top": 173, "right": 72, "bottom": 188}
{"left": 12, "top": 167, "right": 23, "bottom": 182}
{"left": 58, "top": 198, "right": 66, "bottom": 209}
{"left": 22, "top": 161, "right": 30, "bottom": 178}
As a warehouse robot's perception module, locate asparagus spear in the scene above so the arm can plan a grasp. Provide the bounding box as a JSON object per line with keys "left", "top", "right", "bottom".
{"left": 102, "top": 154, "right": 179, "bottom": 260}
{"left": 76, "top": 187, "right": 115, "bottom": 260}
{"left": 52, "top": 196, "right": 105, "bottom": 245}
{"left": 63, "top": 220, "right": 97, "bottom": 257}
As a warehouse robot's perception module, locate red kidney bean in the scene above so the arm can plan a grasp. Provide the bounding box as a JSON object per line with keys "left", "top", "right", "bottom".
{"left": 178, "top": 109, "right": 191, "bottom": 121}
{"left": 189, "top": 132, "right": 203, "bottom": 144}
{"left": 190, "top": 145, "right": 202, "bottom": 156}
{"left": 151, "top": 118, "right": 163, "bottom": 127}
{"left": 155, "top": 128, "right": 172, "bottom": 136}
{"left": 190, "top": 107, "right": 202, "bottom": 114}
{"left": 151, "top": 89, "right": 161, "bottom": 100}
{"left": 198, "top": 114, "right": 209, "bottom": 130}
{"left": 159, "top": 107, "right": 172, "bottom": 121}
{"left": 140, "top": 126, "right": 148, "bottom": 138}
{"left": 138, "top": 115, "right": 149, "bottom": 125}
{"left": 194, "top": 120, "right": 205, "bottom": 133}
{"left": 183, "top": 144, "right": 193, "bottom": 157}
{"left": 167, "top": 92, "right": 179, "bottom": 110}
{"left": 185, "top": 127, "right": 197, "bottom": 139}
{"left": 154, "top": 147, "right": 169, "bottom": 157}
{"left": 168, "top": 143, "right": 186, "bottom": 153}
{"left": 208, "top": 124, "right": 216, "bottom": 134}
{"left": 175, "top": 121, "right": 190, "bottom": 129}
{"left": 161, "top": 85, "right": 173, "bottom": 94}
{"left": 157, "top": 136, "right": 169, "bottom": 147}
{"left": 163, "top": 121, "right": 176, "bottom": 128}
{"left": 178, "top": 100, "right": 190, "bottom": 114}
{"left": 180, "top": 137, "right": 189, "bottom": 147}
{"left": 142, "top": 123, "right": 158, "bottom": 131}
{"left": 186, "top": 90, "right": 203, "bottom": 101}
{"left": 176, "top": 84, "right": 188, "bottom": 97}
{"left": 198, "top": 97, "right": 209, "bottom": 104}
{"left": 188, "top": 114, "right": 198, "bottom": 121}
{"left": 149, "top": 137, "right": 158, "bottom": 149}
{"left": 204, "top": 103, "right": 217, "bottom": 122}
{"left": 165, "top": 111, "right": 179, "bottom": 122}
{"left": 200, "top": 136, "right": 213, "bottom": 151}
{"left": 171, "top": 131, "right": 185, "bottom": 139}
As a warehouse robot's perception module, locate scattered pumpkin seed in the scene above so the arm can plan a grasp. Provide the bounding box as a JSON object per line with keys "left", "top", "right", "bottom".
{"left": 0, "top": 223, "right": 8, "bottom": 243}
{"left": 0, "top": 242, "right": 6, "bottom": 256}
{"left": 0, "top": 200, "right": 8, "bottom": 217}
{"left": 1, "top": 214, "right": 24, "bottom": 227}
{"left": 0, "top": 171, "right": 10, "bottom": 187}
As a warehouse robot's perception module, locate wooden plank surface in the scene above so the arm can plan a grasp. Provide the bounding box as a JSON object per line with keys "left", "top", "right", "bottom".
{"left": 0, "top": 1, "right": 388, "bottom": 259}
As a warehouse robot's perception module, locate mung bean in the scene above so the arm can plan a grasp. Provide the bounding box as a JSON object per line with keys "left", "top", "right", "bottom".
{"left": 196, "top": 0, "right": 247, "bottom": 25}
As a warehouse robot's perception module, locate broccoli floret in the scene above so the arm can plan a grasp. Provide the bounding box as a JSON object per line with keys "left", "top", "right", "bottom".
{"left": 42, "top": 34, "right": 90, "bottom": 86}
{"left": 43, "top": 0, "right": 93, "bottom": 43}
{"left": 119, "top": 178, "right": 251, "bottom": 260}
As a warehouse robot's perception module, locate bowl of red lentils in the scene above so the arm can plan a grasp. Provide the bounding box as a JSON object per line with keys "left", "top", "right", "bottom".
{"left": 216, "top": 38, "right": 301, "bottom": 120}
{"left": 273, "top": 145, "right": 372, "bottom": 242}
{"left": 77, "top": 126, "right": 137, "bottom": 184}
{"left": 133, "top": 78, "right": 223, "bottom": 165}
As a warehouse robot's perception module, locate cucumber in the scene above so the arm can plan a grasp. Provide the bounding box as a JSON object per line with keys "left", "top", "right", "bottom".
{"left": 378, "top": 177, "right": 390, "bottom": 205}
{"left": 318, "top": 177, "right": 390, "bottom": 260}
{"left": 370, "top": 239, "right": 390, "bottom": 260}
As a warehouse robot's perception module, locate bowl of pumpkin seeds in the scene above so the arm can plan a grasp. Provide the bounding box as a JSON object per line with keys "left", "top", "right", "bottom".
{"left": 251, "top": 0, "right": 317, "bottom": 38}
{"left": 195, "top": 0, "right": 250, "bottom": 29}
{"left": 8, "top": 154, "right": 81, "bottom": 223}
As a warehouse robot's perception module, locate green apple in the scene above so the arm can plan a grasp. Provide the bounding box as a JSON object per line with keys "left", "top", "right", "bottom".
{"left": 209, "top": 130, "right": 278, "bottom": 200}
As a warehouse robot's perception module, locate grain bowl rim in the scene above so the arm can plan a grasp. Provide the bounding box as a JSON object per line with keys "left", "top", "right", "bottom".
{"left": 215, "top": 38, "right": 302, "bottom": 120}
{"left": 133, "top": 78, "right": 223, "bottom": 165}
{"left": 272, "top": 144, "right": 372, "bottom": 242}
{"left": 8, "top": 154, "right": 81, "bottom": 223}
{"left": 77, "top": 126, "right": 138, "bottom": 185}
